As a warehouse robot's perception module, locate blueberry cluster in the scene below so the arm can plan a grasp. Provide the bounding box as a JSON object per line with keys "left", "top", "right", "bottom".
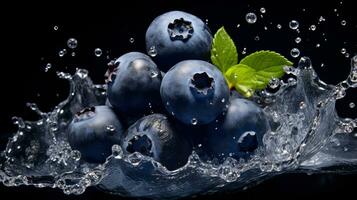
{"left": 67, "top": 11, "right": 270, "bottom": 170}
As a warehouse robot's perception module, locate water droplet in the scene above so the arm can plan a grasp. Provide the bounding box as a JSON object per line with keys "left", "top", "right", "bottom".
{"left": 53, "top": 25, "right": 59, "bottom": 31}
{"left": 268, "top": 78, "right": 280, "bottom": 89}
{"left": 58, "top": 50, "right": 65, "bottom": 57}
{"left": 299, "top": 101, "right": 306, "bottom": 109}
{"left": 260, "top": 7, "right": 266, "bottom": 13}
{"left": 289, "top": 20, "right": 299, "bottom": 30}
{"left": 221, "top": 98, "right": 225, "bottom": 103}
{"left": 94, "top": 48, "right": 102, "bottom": 57}
{"left": 295, "top": 37, "right": 302, "bottom": 44}
{"left": 150, "top": 70, "right": 158, "bottom": 78}
{"left": 288, "top": 77, "right": 297, "bottom": 86}
{"left": 205, "top": 19, "right": 209, "bottom": 25}
{"left": 290, "top": 48, "right": 300, "bottom": 58}
{"left": 67, "top": 38, "right": 78, "bottom": 49}
{"left": 71, "top": 150, "right": 81, "bottom": 161}
{"left": 71, "top": 52, "right": 76, "bottom": 57}
{"left": 345, "top": 53, "right": 350, "bottom": 58}
{"left": 44, "top": 63, "right": 52, "bottom": 72}
{"left": 129, "top": 37, "right": 135, "bottom": 43}
{"left": 198, "top": 144, "right": 202, "bottom": 148}
{"left": 236, "top": 24, "right": 240, "bottom": 28}
{"left": 309, "top": 25, "right": 316, "bottom": 31}
{"left": 191, "top": 118, "right": 198, "bottom": 125}
{"left": 242, "top": 47, "right": 247, "bottom": 54}
{"left": 264, "top": 26, "right": 268, "bottom": 30}
{"left": 254, "top": 36, "right": 260, "bottom": 41}
{"left": 321, "top": 63, "right": 325, "bottom": 68}
{"left": 298, "top": 56, "right": 312, "bottom": 69}
{"left": 349, "top": 102, "right": 355, "bottom": 108}
{"left": 245, "top": 12, "right": 257, "bottom": 24}
{"left": 112, "top": 144, "right": 123, "bottom": 159}
{"left": 341, "top": 20, "right": 346, "bottom": 26}
{"left": 106, "top": 125, "right": 116, "bottom": 132}
{"left": 319, "top": 16, "right": 326, "bottom": 23}
{"left": 148, "top": 46, "right": 157, "bottom": 57}
{"left": 277, "top": 24, "right": 282, "bottom": 29}
{"left": 341, "top": 48, "right": 346, "bottom": 54}
{"left": 316, "top": 43, "right": 320, "bottom": 48}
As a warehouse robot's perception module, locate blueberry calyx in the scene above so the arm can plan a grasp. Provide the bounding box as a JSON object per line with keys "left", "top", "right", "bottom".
{"left": 237, "top": 131, "right": 258, "bottom": 152}
{"left": 126, "top": 135, "right": 153, "bottom": 157}
{"left": 190, "top": 72, "right": 214, "bottom": 95}
{"left": 74, "top": 106, "right": 96, "bottom": 122}
{"left": 167, "top": 18, "right": 194, "bottom": 41}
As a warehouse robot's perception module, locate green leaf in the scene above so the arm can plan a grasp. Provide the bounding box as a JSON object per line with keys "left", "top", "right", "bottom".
{"left": 210, "top": 27, "right": 238, "bottom": 73}
{"left": 225, "top": 51, "right": 293, "bottom": 97}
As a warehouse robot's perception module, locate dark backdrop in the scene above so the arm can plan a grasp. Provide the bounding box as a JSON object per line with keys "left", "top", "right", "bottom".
{"left": 1, "top": 0, "right": 356, "bottom": 198}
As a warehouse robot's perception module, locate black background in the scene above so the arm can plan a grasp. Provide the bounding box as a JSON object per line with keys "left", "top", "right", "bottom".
{"left": 1, "top": 0, "right": 357, "bottom": 198}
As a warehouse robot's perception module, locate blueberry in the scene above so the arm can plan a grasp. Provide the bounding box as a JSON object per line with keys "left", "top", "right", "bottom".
{"left": 122, "top": 114, "right": 192, "bottom": 170}
{"left": 160, "top": 60, "right": 229, "bottom": 125}
{"left": 205, "top": 98, "right": 270, "bottom": 161}
{"left": 106, "top": 52, "right": 162, "bottom": 116}
{"left": 146, "top": 11, "right": 212, "bottom": 72}
{"left": 68, "top": 106, "right": 124, "bottom": 163}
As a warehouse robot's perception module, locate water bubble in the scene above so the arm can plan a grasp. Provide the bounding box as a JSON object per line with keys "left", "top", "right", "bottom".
{"left": 71, "top": 150, "right": 81, "bottom": 161}
{"left": 245, "top": 12, "right": 257, "bottom": 24}
{"left": 290, "top": 48, "right": 300, "bottom": 58}
{"left": 298, "top": 56, "right": 312, "bottom": 69}
{"left": 299, "top": 101, "right": 306, "bottom": 109}
{"left": 349, "top": 102, "right": 355, "bottom": 108}
{"left": 191, "top": 118, "right": 198, "bottom": 125}
{"left": 289, "top": 20, "right": 299, "bottom": 30}
{"left": 129, "top": 37, "right": 135, "bottom": 43}
{"left": 44, "top": 63, "right": 52, "bottom": 72}
{"left": 71, "top": 52, "right": 76, "bottom": 57}
{"left": 75, "top": 69, "right": 88, "bottom": 79}
{"left": 236, "top": 24, "right": 241, "bottom": 29}
{"left": 148, "top": 46, "right": 157, "bottom": 57}
{"left": 264, "top": 26, "right": 268, "bottom": 30}
{"left": 277, "top": 24, "right": 282, "bottom": 29}
{"left": 341, "top": 48, "right": 346, "bottom": 54}
{"left": 345, "top": 53, "right": 350, "bottom": 58}
{"left": 105, "top": 125, "right": 116, "bottom": 133}
{"left": 221, "top": 98, "right": 225, "bottom": 103}
{"left": 309, "top": 25, "right": 316, "bottom": 31}
{"left": 67, "top": 38, "right": 78, "bottom": 49}
{"left": 260, "top": 7, "right": 266, "bottom": 13}
{"left": 94, "top": 48, "right": 102, "bottom": 57}
{"left": 53, "top": 25, "right": 59, "bottom": 31}
{"left": 321, "top": 63, "right": 325, "bottom": 68}
{"left": 254, "top": 36, "right": 260, "bottom": 41}
{"left": 268, "top": 78, "right": 280, "bottom": 89}
{"left": 205, "top": 19, "right": 209, "bottom": 25}
{"left": 341, "top": 20, "right": 347, "bottom": 26}
{"left": 295, "top": 37, "right": 302, "bottom": 44}
{"left": 316, "top": 43, "right": 320, "bottom": 48}
{"left": 242, "top": 47, "right": 247, "bottom": 55}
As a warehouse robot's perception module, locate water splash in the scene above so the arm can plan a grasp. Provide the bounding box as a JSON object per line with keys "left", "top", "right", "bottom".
{"left": 1, "top": 55, "right": 356, "bottom": 198}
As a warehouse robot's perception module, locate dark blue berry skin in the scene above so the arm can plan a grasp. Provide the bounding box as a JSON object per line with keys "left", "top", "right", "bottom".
{"left": 160, "top": 60, "right": 230, "bottom": 125}
{"left": 68, "top": 106, "right": 124, "bottom": 163}
{"left": 146, "top": 11, "right": 212, "bottom": 72}
{"left": 121, "top": 114, "right": 192, "bottom": 170}
{"left": 106, "top": 52, "right": 162, "bottom": 117}
{"left": 205, "top": 98, "right": 270, "bottom": 162}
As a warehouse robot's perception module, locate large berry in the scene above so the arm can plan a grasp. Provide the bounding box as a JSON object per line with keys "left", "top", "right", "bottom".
{"left": 68, "top": 106, "right": 124, "bottom": 163}
{"left": 205, "top": 98, "right": 270, "bottom": 161}
{"left": 121, "top": 114, "right": 192, "bottom": 170}
{"left": 146, "top": 11, "right": 212, "bottom": 72}
{"left": 106, "top": 52, "right": 162, "bottom": 116}
{"left": 160, "top": 60, "right": 229, "bottom": 125}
